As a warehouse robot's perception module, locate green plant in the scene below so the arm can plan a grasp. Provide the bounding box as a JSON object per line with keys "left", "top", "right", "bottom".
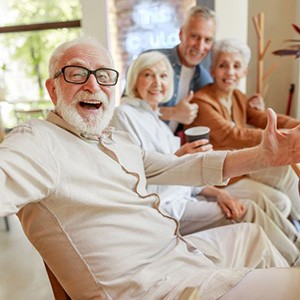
{"left": 272, "top": 24, "right": 300, "bottom": 58}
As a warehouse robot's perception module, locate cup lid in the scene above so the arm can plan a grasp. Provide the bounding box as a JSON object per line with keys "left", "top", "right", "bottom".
{"left": 184, "top": 126, "right": 210, "bottom": 136}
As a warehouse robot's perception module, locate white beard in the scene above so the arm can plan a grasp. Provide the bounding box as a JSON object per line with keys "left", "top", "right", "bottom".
{"left": 55, "top": 86, "right": 115, "bottom": 136}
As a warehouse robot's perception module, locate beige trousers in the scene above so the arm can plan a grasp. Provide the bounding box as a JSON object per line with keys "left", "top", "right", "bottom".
{"left": 226, "top": 176, "right": 292, "bottom": 217}
{"left": 168, "top": 223, "right": 288, "bottom": 300}
{"left": 248, "top": 165, "right": 300, "bottom": 219}
{"left": 185, "top": 223, "right": 288, "bottom": 269}
{"left": 180, "top": 194, "right": 300, "bottom": 266}
{"left": 219, "top": 268, "right": 300, "bottom": 300}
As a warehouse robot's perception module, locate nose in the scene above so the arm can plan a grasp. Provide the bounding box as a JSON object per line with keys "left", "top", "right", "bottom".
{"left": 227, "top": 66, "right": 234, "bottom": 75}
{"left": 151, "top": 75, "right": 161, "bottom": 86}
{"left": 194, "top": 38, "right": 206, "bottom": 52}
{"left": 82, "top": 73, "right": 101, "bottom": 93}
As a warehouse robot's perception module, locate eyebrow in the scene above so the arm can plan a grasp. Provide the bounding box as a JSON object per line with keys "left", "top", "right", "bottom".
{"left": 66, "top": 58, "right": 86, "bottom": 66}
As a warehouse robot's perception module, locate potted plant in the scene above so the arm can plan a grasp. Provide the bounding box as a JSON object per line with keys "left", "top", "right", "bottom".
{"left": 272, "top": 24, "right": 300, "bottom": 58}
{"left": 273, "top": 24, "right": 300, "bottom": 194}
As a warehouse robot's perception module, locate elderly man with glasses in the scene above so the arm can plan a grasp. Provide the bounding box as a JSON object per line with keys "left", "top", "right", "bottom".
{"left": 1, "top": 36, "right": 300, "bottom": 300}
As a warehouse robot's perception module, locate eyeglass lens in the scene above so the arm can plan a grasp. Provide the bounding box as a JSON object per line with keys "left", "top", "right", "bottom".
{"left": 64, "top": 66, "right": 118, "bottom": 85}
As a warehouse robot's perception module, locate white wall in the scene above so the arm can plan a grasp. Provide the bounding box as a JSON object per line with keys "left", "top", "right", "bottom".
{"left": 80, "top": 0, "right": 109, "bottom": 49}
{"left": 215, "top": 0, "right": 248, "bottom": 41}
{"left": 247, "top": 0, "right": 298, "bottom": 115}
{"left": 215, "top": 0, "right": 248, "bottom": 92}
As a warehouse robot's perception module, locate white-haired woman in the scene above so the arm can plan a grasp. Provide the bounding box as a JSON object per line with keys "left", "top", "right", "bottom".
{"left": 186, "top": 38, "right": 300, "bottom": 220}
{"left": 110, "top": 51, "right": 300, "bottom": 266}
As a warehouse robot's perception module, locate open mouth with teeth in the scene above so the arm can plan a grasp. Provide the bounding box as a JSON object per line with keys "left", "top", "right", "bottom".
{"left": 79, "top": 101, "right": 102, "bottom": 110}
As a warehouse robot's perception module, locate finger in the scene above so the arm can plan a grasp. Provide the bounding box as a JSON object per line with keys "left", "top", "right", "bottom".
{"left": 265, "top": 108, "right": 277, "bottom": 134}
{"left": 219, "top": 203, "right": 232, "bottom": 218}
{"left": 235, "top": 205, "right": 244, "bottom": 218}
{"left": 240, "top": 204, "right": 247, "bottom": 215}
{"left": 228, "top": 203, "right": 239, "bottom": 218}
{"left": 184, "top": 119, "right": 194, "bottom": 125}
{"left": 190, "top": 103, "right": 199, "bottom": 112}
{"left": 190, "top": 147, "right": 205, "bottom": 153}
{"left": 234, "top": 207, "right": 244, "bottom": 219}
{"left": 193, "top": 139, "right": 209, "bottom": 147}
{"left": 184, "top": 90, "right": 195, "bottom": 102}
{"left": 201, "top": 144, "right": 213, "bottom": 151}
{"left": 251, "top": 93, "right": 261, "bottom": 98}
{"left": 248, "top": 95, "right": 257, "bottom": 101}
{"left": 189, "top": 144, "right": 208, "bottom": 153}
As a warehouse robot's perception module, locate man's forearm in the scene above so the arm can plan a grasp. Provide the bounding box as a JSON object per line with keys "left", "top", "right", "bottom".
{"left": 223, "top": 146, "right": 267, "bottom": 180}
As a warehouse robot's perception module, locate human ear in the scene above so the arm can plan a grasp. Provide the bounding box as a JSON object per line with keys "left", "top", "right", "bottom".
{"left": 45, "top": 78, "right": 58, "bottom": 105}
{"left": 179, "top": 27, "right": 184, "bottom": 42}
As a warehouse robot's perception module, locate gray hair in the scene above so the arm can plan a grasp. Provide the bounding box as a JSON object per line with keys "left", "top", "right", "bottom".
{"left": 125, "top": 51, "right": 174, "bottom": 103}
{"left": 182, "top": 6, "right": 216, "bottom": 28}
{"left": 211, "top": 38, "right": 251, "bottom": 69}
{"left": 48, "top": 36, "right": 113, "bottom": 78}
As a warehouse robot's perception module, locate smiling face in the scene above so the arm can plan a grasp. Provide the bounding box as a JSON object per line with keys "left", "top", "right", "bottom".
{"left": 178, "top": 15, "right": 215, "bottom": 68}
{"left": 211, "top": 51, "right": 247, "bottom": 96}
{"left": 135, "top": 60, "right": 169, "bottom": 110}
{"left": 46, "top": 43, "right": 116, "bottom": 136}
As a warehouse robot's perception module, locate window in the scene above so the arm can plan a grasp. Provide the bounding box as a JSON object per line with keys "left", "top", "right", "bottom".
{"left": 0, "top": 0, "right": 81, "bottom": 127}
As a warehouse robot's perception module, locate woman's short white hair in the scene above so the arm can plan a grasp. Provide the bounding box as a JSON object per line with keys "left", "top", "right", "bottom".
{"left": 125, "top": 51, "right": 174, "bottom": 103}
{"left": 211, "top": 38, "right": 251, "bottom": 69}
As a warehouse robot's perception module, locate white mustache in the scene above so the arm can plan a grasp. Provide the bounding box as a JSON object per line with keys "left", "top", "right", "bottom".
{"left": 73, "top": 90, "right": 108, "bottom": 105}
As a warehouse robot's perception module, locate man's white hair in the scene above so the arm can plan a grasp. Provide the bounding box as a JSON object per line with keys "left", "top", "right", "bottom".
{"left": 48, "top": 36, "right": 114, "bottom": 78}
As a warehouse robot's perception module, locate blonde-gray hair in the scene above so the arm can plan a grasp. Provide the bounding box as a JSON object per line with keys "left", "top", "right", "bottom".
{"left": 125, "top": 51, "right": 174, "bottom": 103}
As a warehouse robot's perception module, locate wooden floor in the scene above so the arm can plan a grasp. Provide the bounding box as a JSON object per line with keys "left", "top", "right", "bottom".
{"left": 0, "top": 215, "right": 53, "bottom": 300}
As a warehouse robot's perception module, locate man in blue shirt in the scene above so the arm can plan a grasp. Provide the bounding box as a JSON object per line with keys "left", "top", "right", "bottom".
{"left": 153, "top": 6, "right": 216, "bottom": 133}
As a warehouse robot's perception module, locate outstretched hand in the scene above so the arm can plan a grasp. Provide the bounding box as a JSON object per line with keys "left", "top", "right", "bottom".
{"left": 224, "top": 108, "right": 300, "bottom": 180}
{"left": 259, "top": 108, "right": 300, "bottom": 167}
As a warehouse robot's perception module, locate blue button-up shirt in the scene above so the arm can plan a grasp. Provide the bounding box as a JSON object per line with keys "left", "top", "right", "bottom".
{"left": 153, "top": 45, "right": 213, "bottom": 107}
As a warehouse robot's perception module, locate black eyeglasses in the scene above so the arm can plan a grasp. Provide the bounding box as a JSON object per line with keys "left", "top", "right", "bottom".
{"left": 54, "top": 65, "right": 119, "bottom": 86}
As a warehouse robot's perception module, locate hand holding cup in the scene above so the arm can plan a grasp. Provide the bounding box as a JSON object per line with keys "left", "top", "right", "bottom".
{"left": 174, "top": 126, "right": 212, "bottom": 156}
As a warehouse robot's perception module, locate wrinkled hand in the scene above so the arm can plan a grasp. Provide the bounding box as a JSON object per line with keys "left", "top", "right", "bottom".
{"left": 216, "top": 189, "right": 247, "bottom": 220}
{"left": 175, "top": 140, "right": 213, "bottom": 157}
{"left": 259, "top": 108, "right": 300, "bottom": 167}
{"left": 174, "top": 91, "right": 198, "bottom": 124}
{"left": 248, "top": 94, "right": 265, "bottom": 111}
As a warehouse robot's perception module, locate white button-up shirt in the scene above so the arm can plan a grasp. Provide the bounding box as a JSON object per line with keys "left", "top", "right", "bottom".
{"left": 0, "top": 112, "right": 249, "bottom": 300}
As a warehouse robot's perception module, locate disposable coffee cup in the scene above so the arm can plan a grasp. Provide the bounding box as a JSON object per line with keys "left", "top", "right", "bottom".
{"left": 184, "top": 126, "right": 210, "bottom": 143}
